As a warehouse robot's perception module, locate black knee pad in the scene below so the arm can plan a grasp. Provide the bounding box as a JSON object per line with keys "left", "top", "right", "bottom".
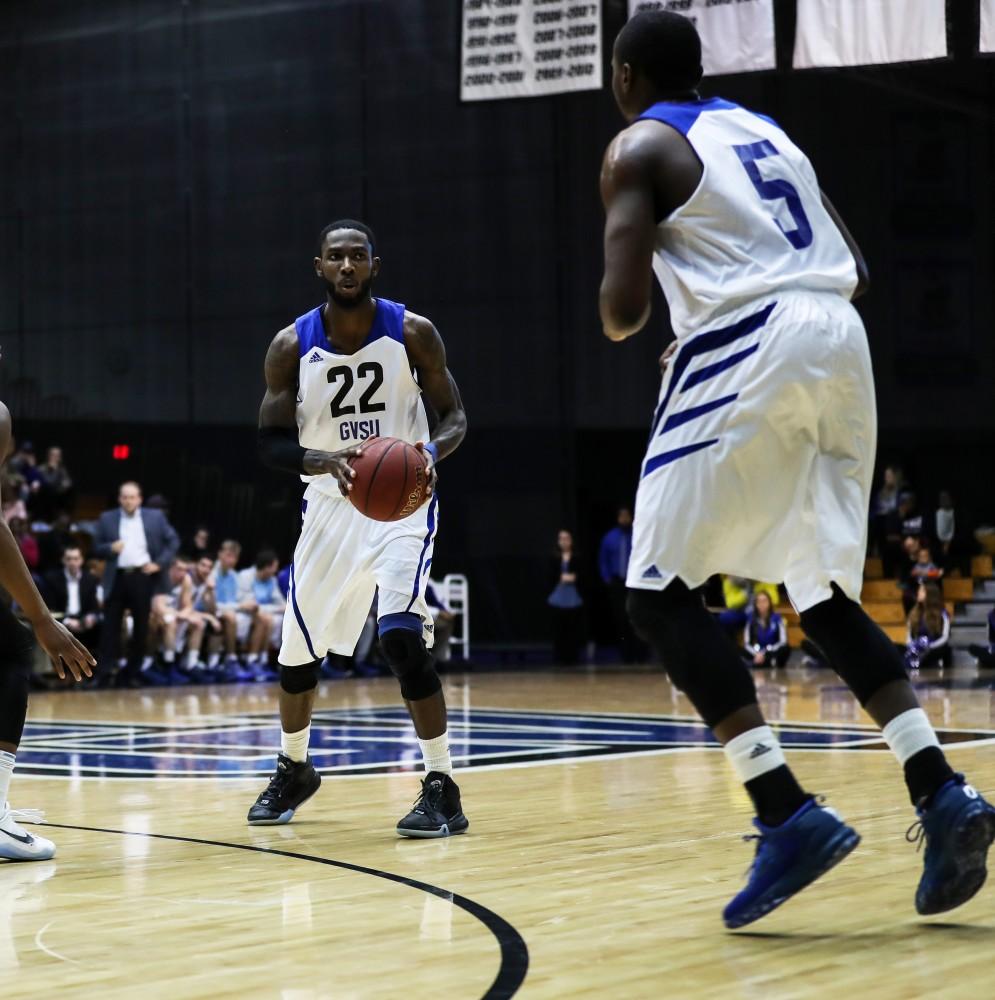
{"left": 380, "top": 627, "right": 441, "bottom": 702}
{"left": 279, "top": 659, "right": 320, "bottom": 695}
{"left": 799, "top": 584, "right": 907, "bottom": 705}
{"left": 0, "top": 616, "right": 32, "bottom": 746}
{"left": 627, "top": 583, "right": 757, "bottom": 729}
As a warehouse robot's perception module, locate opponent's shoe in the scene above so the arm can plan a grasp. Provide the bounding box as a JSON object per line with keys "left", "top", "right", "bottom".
{"left": 723, "top": 798, "right": 859, "bottom": 929}
{"left": 0, "top": 805, "right": 56, "bottom": 862}
{"left": 909, "top": 774, "right": 995, "bottom": 915}
{"left": 396, "top": 772, "right": 469, "bottom": 839}
{"left": 246, "top": 755, "right": 321, "bottom": 825}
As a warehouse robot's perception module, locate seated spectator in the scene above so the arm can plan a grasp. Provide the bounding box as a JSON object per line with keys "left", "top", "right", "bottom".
{"left": 42, "top": 545, "right": 101, "bottom": 651}
{"left": 37, "top": 511, "right": 78, "bottom": 574}
{"left": 969, "top": 609, "right": 995, "bottom": 670}
{"left": 884, "top": 491, "right": 924, "bottom": 576}
{"left": 189, "top": 554, "right": 224, "bottom": 671}
{"left": 871, "top": 464, "right": 904, "bottom": 557}
{"left": 187, "top": 525, "right": 212, "bottom": 561}
{"left": 150, "top": 556, "right": 211, "bottom": 681}
{"left": 935, "top": 490, "right": 955, "bottom": 562}
{"left": 718, "top": 577, "right": 779, "bottom": 636}
{"left": 1, "top": 464, "right": 28, "bottom": 523}
{"left": 905, "top": 582, "right": 951, "bottom": 672}
{"left": 902, "top": 542, "right": 943, "bottom": 614}
{"left": 35, "top": 446, "right": 74, "bottom": 520}
{"left": 212, "top": 539, "right": 248, "bottom": 678}
{"left": 10, "top": 517, "right": 39, "bottom": 571}
{"left": 741, "top": 591, "right": 789, "bottom": 669}
{"left": 235, "top": 550, "right": 285, "bottom": 680}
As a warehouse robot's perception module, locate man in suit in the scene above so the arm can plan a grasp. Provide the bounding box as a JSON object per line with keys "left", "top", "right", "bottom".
{"left": 93, "top": 481, "right": 179, "bottom": 686}
{"left": 42, "top": 545, "right": 102, "bottom": 653}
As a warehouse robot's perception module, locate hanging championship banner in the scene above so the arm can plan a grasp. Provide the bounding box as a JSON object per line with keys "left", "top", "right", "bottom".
{"left": 627, "top": 1, "right": 776, "bottom": 77}
{"left": 982, "top": 0, "right": 995, "bottom": 54}
{"left": 460, "top": 0, "right": 602, "bottom": 102}
{"left": 794, "top": 0, "right": 947, "bottom": 68}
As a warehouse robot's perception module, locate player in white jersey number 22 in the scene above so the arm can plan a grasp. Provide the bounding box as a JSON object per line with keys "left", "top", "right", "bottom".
{"left": 600, "top": 12, "right": 995, "bottom": 929}
{"left": 251, "top": 219, "right": 469, "bottom": 838}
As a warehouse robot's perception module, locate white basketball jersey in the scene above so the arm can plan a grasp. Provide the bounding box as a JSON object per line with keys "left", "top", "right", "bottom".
{"left": 639, "top": 97, "right": 857, "bottom": 338}
{"left": 294, "top": 298, "right": 429, "bottom": 499}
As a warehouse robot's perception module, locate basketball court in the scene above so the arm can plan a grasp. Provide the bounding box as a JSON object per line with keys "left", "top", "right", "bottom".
{"left": 6, "top": 667, "right": 995, "bottom": 999}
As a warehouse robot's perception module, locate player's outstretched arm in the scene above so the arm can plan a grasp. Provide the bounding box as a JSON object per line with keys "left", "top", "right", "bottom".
{"left": 404, "top": 314, "right": 467, "bottom": 492}
{"left": 599, "top": 129, "right": 658, "bottom": 342}
{"left": 821, "top": 190, "right": 869, "bottom": 300}
{"left": 257, "top": 326, "right": 362, "bottom": 495}
{"left": 0, "top": 402, "right": 94, "bottom": 681}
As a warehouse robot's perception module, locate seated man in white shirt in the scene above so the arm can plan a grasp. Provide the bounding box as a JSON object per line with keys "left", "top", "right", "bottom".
{"left": 150, "top": 556, "right": 213, "bottom": 681}
{"left": 42, "top": 546, "right": 101, "bottom": 652}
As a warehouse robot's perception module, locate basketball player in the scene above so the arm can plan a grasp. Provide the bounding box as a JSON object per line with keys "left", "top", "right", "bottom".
{"left": 249, "top": 220, "right": 468, "bottom": 837}
{"left": 600, "top": 12, "right": 995, "bottom": 927}
{"left": 0, "top": 397, "right": 95, "bottom": 860}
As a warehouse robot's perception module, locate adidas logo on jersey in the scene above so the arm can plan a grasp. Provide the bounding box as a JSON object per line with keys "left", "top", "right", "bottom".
{"left": 307, "top": 350, "right": 323, "bottom": 364}
{"left": 641, "top": 565, "right": 662, "bottom": 579}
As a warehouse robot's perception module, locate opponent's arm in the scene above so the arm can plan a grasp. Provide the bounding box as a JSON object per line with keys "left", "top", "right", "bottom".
{"left": 0, "top": 403, "right": 94, "bottom": 680}
{"left": 599, "top": 130, "right": 659, "bottom": 342}
{"left": 821, "top": 190, "right": 869, "bottom": 300}
{"left": 257, "top": 326, "right": 363, "bottom": 495}
{"left": 404, "top": 314, "right": 467, "bottom": 493}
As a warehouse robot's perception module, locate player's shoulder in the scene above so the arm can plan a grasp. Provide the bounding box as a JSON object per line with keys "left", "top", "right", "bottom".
{"left": 402, "top": 310, "right": 441, "bottom": 346}
{"left": 604, "top": 119, "right": 678, "bottom": 183}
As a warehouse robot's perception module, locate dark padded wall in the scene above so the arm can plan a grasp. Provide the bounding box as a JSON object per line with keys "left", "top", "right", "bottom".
{"left": 1, "top": 0, "right": 992, "bottom": 642}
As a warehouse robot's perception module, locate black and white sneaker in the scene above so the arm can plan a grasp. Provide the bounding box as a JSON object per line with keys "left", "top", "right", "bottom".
{"left": 396, "top": 772, "right": 469, "bottom": 839}
{"left": 247, "top": 754, "right": 321, "bottom": 826}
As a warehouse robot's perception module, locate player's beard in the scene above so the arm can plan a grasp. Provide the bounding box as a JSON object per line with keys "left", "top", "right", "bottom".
{"left": 326, "top": 276, "right": 374, "bottom": 310}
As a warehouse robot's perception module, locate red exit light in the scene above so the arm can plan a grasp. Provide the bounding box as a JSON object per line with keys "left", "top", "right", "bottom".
{"left": 112, "top": 444, "right": 131, "bottom": 460}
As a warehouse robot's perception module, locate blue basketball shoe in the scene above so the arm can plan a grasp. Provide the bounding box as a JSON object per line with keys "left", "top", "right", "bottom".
{"left": 723, "top": 798, "right": 860, "bottom": 929}
{"left": 909, "top": 774, "right": 995, "bottom": 915}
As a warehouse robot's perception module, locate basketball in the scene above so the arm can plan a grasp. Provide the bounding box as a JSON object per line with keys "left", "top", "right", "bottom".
{"left": 348, "top": 436, "right": 429, "bottom": 522}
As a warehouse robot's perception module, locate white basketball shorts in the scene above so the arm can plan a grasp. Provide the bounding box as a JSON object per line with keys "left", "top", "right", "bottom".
{"left": 627, "top": 291, "right": 875, "bottom": 613}
{"left": 280, "top": 484, "right": 439, "bottom": 665}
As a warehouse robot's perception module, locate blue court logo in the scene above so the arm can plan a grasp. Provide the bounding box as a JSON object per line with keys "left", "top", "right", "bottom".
{"left": 16, "top": 707, "right": 995, "bottom": 779}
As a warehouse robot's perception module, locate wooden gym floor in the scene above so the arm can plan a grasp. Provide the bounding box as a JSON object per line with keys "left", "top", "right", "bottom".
{"left": 5, "top": 666, "right": 995, "bottom": 999}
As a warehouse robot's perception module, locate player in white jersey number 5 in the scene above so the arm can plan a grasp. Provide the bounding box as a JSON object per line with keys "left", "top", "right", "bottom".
{"left": 251, "top": 220, "right": 469, "bottom": 838}
{"left": 600, "top": 12, "right": 995, "bottom": 928}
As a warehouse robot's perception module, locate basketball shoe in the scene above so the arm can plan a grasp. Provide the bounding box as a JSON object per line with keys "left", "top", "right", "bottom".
{"left": 0, "top": 805, "right": 56, "bottom": 861}
{"left": 909, "top": 774, "right": 995, "bottom": 915}
{"left": 723, "top": 798, "right": 860, "bottom": 929}
{"left": 246, "top": 755, "right": 321, "bottom": 825}
{"left": 396, "top": 772, "right": 469, "bottom": 839}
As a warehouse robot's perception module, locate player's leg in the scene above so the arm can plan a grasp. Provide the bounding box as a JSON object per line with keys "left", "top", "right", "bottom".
{"left": 789, "top": 309, "right": 995, "bottom": 916}
{"left": 246, "top": 492, "right": 365, "bottom": 825}
{"left": 0, "top": 605, "right": 56, "bottom": 860}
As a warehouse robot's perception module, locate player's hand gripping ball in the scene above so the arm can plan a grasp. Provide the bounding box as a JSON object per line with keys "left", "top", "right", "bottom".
{"left": 347, "top": 437, "right": 430, "bottom": 521}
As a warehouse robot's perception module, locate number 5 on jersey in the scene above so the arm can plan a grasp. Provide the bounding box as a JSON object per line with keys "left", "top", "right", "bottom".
{"left": 733, "top": 140, "right": 813, "bottom": 251}
{"left": 327, "top": 362, "right": 387, "bottom": 418}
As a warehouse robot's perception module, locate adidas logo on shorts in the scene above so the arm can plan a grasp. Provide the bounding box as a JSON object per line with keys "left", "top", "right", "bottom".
{"left": 307, "top": 350, "right": 323, "bottom": 364}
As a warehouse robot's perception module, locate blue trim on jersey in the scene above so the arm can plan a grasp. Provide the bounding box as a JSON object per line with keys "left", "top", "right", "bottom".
{"left": 378, "top": 612, "right": 423, "bottom": 638}
{"left": 649, "top": 302, "right": 775, "bottom": 438}
{"left": 660, "top": 392, "right": 739, "bottom": 436}
{"left": 638, "top": 97, "right": 779, "bottom": 136}
{"left": 406, "top": 495, "right": 439, "bottom": 613}
{"left": 289, "top": 562, "right": 318, "bottom": 662}
{"left": 294, "top": 298, "right": 407, "bottom": 358}
{"left": 642, "top": 439, "right": 719, "bottom": 479}
{"left": 638, "top": 97, "right": 738, "bottom": 136}
{"left": 681, "top": 344, "right": 760, "bottom": 394}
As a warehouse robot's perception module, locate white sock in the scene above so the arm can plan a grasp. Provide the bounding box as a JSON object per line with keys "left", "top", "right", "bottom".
{"left": 418, "top": 732, "right": 452, "bottom": 776}
{"left": 207, "top": 652, "right": 221, "bottom": 668}
{"left": 163, "top": 649, "right": 176, "bottom": 664}
{"left": 0, "top": 751, "right": 14, "bottom": 807}
{"left": 185, "top": 650, "right": 199, "bottom": 670}
{"left": 281, "top": 726, "right": 310, "bottom": 763}
{"left": 882, "top": 708, "right": 940, "bottom": 765}
{"left": 723, "top": 726, "right": 787, "bottom": 784}
{"left": 246, "top": 653, "right": 259, "bottom": 665}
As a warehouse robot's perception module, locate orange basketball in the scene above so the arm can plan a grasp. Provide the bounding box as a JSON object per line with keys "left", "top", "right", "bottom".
{"left": 348, "top": 437, "right": 429, "bottom": 522}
